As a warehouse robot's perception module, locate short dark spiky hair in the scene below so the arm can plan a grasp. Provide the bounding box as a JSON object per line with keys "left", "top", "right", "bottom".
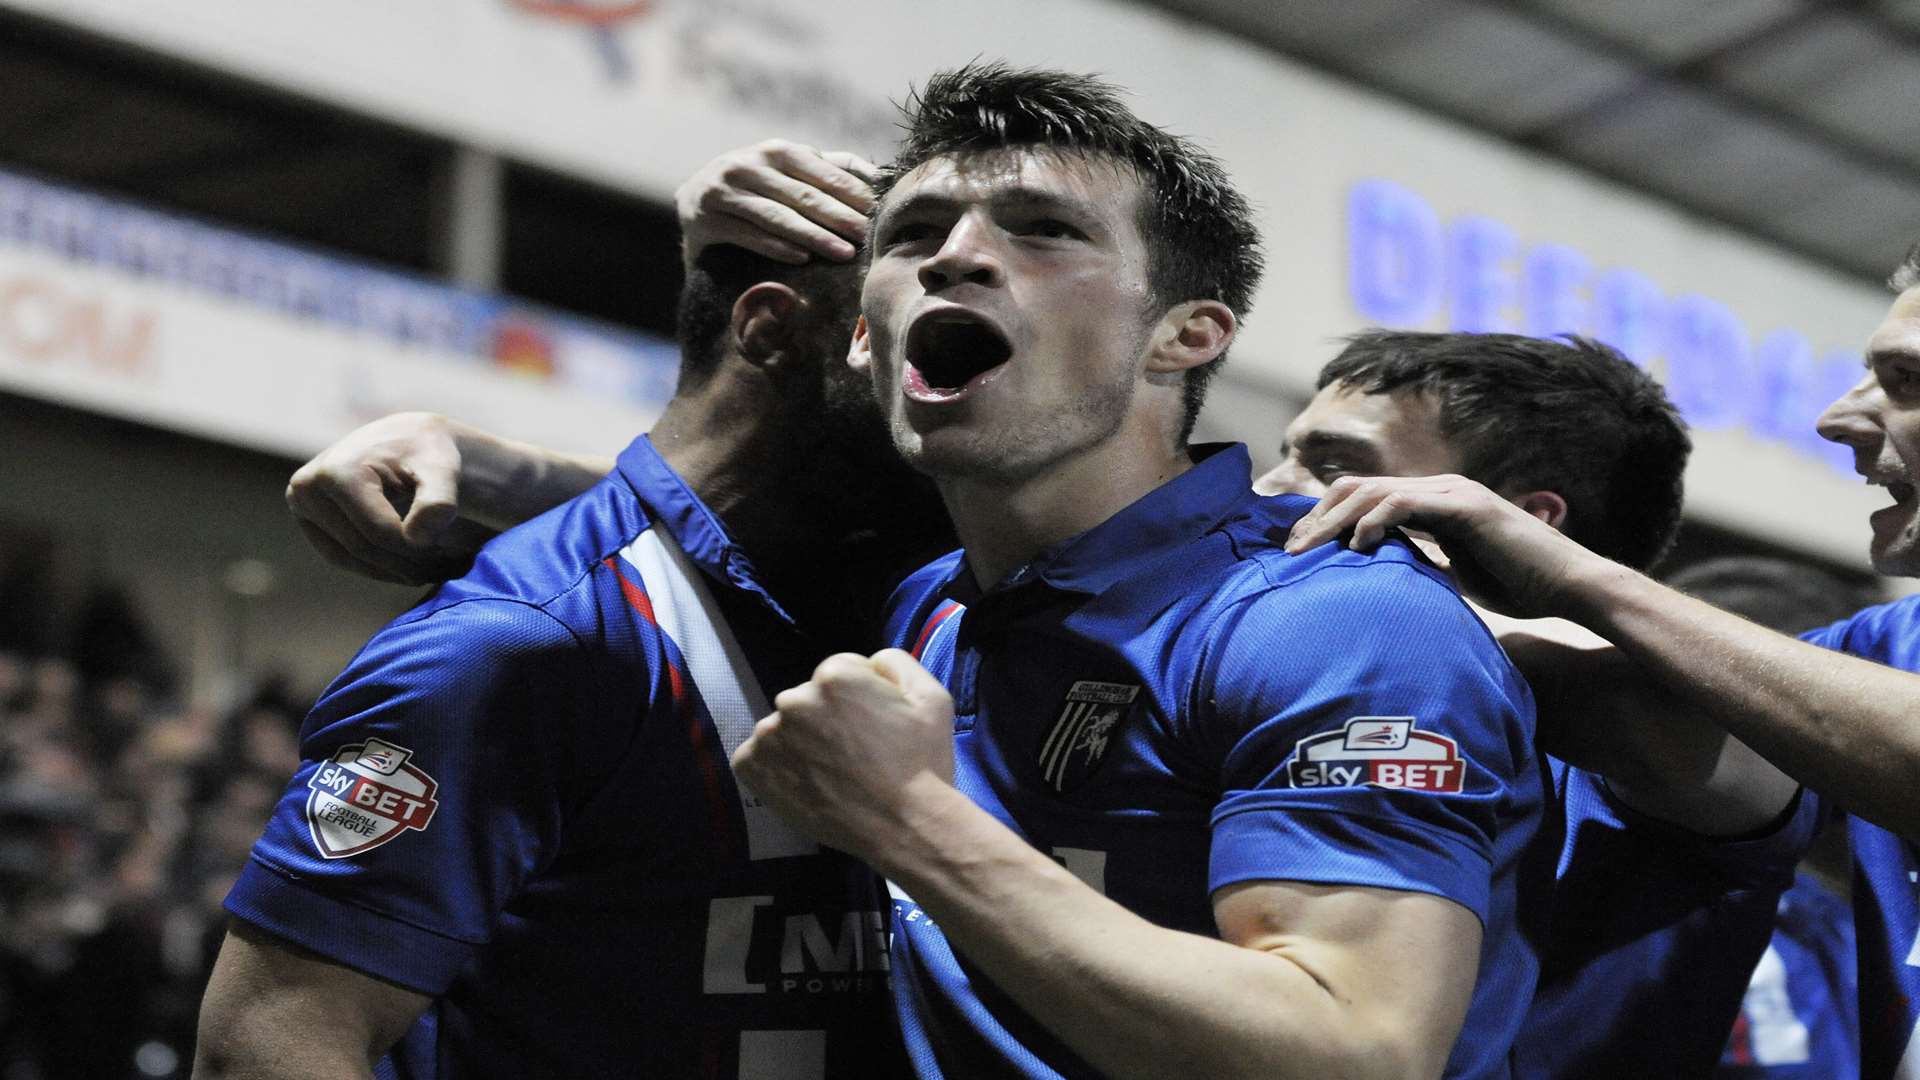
{"left": 871, "top": 61, "right": 1265, "bottom": 444}
{"left": 1318, "top": 330, "right": 1691, "bottom": 571}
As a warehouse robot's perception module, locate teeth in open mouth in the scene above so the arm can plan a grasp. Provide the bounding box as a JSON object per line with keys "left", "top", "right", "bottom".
{"left": 910, "top": 317, "right": 1012, "bottom": 391}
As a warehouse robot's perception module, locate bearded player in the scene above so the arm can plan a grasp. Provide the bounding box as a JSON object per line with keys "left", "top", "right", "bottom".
{"left": 194, "top": 142, "right": 949, "bottom": 1076}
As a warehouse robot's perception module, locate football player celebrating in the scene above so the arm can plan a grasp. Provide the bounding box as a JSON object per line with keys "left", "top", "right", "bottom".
{"left": 1257, "top": 330, "right": 1819, "bottom": 1076}
{"left": 729, "top": 63, "right": 1542, "bottom": 1080}
{"left": 1286, "top": 239, "right": 1920, "bottom": 1079}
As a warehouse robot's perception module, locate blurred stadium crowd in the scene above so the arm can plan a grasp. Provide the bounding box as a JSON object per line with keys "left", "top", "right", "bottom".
{"left": 0, "top": 582, "right": 302, "bottom": 1080}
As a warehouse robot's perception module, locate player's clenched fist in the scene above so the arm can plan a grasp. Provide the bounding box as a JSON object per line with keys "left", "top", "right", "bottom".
{"left": 286, "top": 411, "right": 478, "bottom": 586}
{"left": 732, "top": 650, "right": 956, "bottom": 866}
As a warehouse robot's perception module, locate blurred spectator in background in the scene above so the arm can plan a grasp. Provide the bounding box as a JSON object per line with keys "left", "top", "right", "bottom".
{"left": 1671, "top": 556, "right": 1882, "bottom": 1080}
{"left": 0, "top": 577, "right": 303, "bottom": 1079}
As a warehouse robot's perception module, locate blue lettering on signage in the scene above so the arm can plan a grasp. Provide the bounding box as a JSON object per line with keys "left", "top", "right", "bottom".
{"left": 1589, "top": 268, "right": 1665, "bottom": 368}
{"left": 1448, "top": 217, "right": 1517, "bottom": 333}
{"left": 1345, "top": 179, "right": 1857, "bottom": 474}
{"left": 1664, "top": 295, "right": 1753, "bottom": 431}
{"left": 1347, "top": 180, "right": 1442, "bottom": 326}
{"left": 1524, "top": 244, "right": 1589, "bottom": 338}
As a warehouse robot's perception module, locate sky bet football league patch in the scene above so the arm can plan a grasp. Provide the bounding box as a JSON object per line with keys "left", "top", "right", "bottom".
{"left": 1285, "top": 717, "right": 1466, "bottom": 793}
{"left": 305, "top": 737, "right": 441, "bottom": 858}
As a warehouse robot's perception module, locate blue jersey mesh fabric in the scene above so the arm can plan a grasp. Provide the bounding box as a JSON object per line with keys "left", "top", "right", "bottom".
{"left": 228, "top": 436, "right": 905, "bottom": 1079}
{"left": 1801, "top": 595, "right": 1920, "bottom": 1079}
{"left": 880, "top": 445, "right": 1543, "bottom": 1079}
{"left": 1516, "top": 762, "right": 1818, "bottom": 1077}
{"left": 1716, "top": 871, "right": 1860, "bottom": 1080}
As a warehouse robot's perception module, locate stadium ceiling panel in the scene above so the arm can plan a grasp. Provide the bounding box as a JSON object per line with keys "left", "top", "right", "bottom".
{"left": 0, "top": 12, "right": 442, "bottom": 274}
{"left": 1535, "top": 0, "right": 1805, "bottom": 62}
{"left": 1164, "top": 0, "right": 1920, "bottom": 285}
{"left": 1888, "top": 0, "right": 1920, "bottom": 33}
{"left": 4, "top": 2, "right": 1916, "bottom": 291}
{"left": 1721, "top": 15, "right": 1920, "bottom": 164}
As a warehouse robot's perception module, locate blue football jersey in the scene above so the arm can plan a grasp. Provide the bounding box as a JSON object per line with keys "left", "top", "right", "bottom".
{"left": 1517, "top": 762, "right": 1819, "bottom": 1077}
{"left": 1717, "top": 871, "right": 1861, "bottom": 1080}
{"left": 1802, "top": 595, "right": 1920, "bottom": 1080}
{"left": 880, "top": 445, "right": 1544, "bottom": 1080}
{"left": 226, "top": 436, "right": 903, "bottom": 1079}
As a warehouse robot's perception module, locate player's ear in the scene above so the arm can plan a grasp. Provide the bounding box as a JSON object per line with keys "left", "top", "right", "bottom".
{"left": 1144, "top": 300, "right": 1235, "bottom": 375}
{"left": 731, "top": 282, "right": 803, "bottom": 369}
{"left": 847, "top": 315, "right": 874, "bottom": 375}
{"left": 1509, "top": 489, "right": 1569, "bottom": 531}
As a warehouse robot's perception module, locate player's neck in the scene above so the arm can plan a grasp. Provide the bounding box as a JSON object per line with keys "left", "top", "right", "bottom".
{"left": 652, "top": 387, "right": 824, "bottom": 532}
{"left": 942, "top": 431, "right": 1194, "bottom": 590}
{"left": 652, "top": 380, "right": 922, "bottom": 575}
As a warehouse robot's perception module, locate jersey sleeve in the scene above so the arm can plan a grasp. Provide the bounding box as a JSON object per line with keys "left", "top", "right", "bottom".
{"left": 1799, "top": 615, "right": 1851, "bottom": 651}
{"left": 224, "top": 598, "right": 597, "bottom": 994}
{"left": 1558, "top": 763, "right": 1819, "bottom": 891}
{"left": 1197, "top": 562, "right": 1536, "bottom": 926}
{"left": 1799, "top": 596, "right": 1920, "bottom": 663}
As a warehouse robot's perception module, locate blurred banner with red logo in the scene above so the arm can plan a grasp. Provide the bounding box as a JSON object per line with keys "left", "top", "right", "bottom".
{"left": 0, "top": 168, "right": 677, "bottom": 458}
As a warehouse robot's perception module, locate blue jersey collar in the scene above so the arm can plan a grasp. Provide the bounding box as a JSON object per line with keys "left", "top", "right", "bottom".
{"left": 614, "top": 434, "right": 797, "bottom": 626}
{"left": 944, "top": 443, "right": 1254, "bottom": 598}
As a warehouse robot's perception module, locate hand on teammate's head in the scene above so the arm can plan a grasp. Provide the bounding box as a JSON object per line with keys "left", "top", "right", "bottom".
{"left": 675, "top": 140, "right": 877, "bottom": 268}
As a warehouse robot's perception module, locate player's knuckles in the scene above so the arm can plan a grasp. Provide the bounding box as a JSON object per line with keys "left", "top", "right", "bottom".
{"left": 787, "top": 186, "right": 838, "bottom": 216}
{"left": 908, "top": 695, "right": 954, "bottom": 732}
{"left": 717, "top": 160, "right": 767, "bottom": 190}
{"left": 1350, "top": 477, "right": 1391, "bottom": 500}
{"left": 697, "top": 183, "right": 746, "bottom": 214}
{"left": 286, "top": 460, "right": 321, "bottom": 491}
{"left": 737, "top": 713, "right": 787, "bottom": 753}
{"left": 811, "top": 653, "right": 872, "bottom": 687}
{"left": 770, "top": 685, "right": 820, "bottom": 716}
{"left": 760, "top": 139, "right": 817, "bottom": 167}
{"left": 284, "top": 468, "right": 341, "bottom": 511}
{"left": 729, "top": 737, "right": 761, "bottom": 776}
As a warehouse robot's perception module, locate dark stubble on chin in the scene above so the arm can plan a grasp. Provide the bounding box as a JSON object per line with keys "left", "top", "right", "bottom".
{"left": 894, "top": 347, "right": 1143, "bottom": 485}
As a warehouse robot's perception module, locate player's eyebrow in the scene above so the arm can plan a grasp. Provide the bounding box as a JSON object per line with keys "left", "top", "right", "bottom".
{"left": 1290, "top": 430, "right": 1383, "bottom": 462}
{"left": 1867, "top": 344, "right": 1920, "bottom": 370}
{"left": 875, "top": 185, "right": 1098, "bottom": 230}
{"left": 986, "top": 186, "right": 1096, "bottom": 217}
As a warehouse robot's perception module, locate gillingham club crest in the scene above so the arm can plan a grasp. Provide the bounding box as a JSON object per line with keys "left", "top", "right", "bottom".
{"left": 1284, "top": 717, "right": 1466, "bottom": 793}
{"left": 1038, "top": 680, "right": 1140, "bottom": 793}
{"left": 305, "top": 738, "right": 441, "bottom": 858}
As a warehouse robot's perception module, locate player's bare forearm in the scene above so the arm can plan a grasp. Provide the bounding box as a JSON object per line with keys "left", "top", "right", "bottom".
{"left": 453, "top": 422, "right": 611, "bottom": 532}
{"left": 1560, "top": 561, "right": 1920, "bottom": 840}
{"left": 734, "top": 651, "right": 1469, "bottom": 1079}
{"left": 875, "top": 784, "right": 1470, "bottom": 1080}
{"left": 1492, "top": 615, "right": 1798, "bottom": 835}
{"left": 193, "top": 920, "right": 428, "bottom": 1080}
